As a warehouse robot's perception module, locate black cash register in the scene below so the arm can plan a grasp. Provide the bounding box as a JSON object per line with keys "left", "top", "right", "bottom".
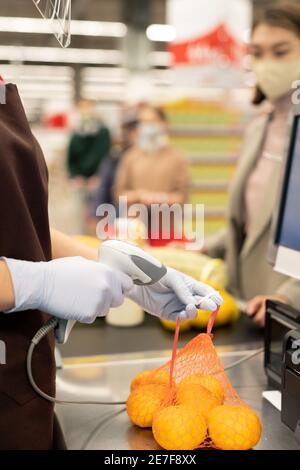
{"left": 266, "top": 102, "right": 300, "bottom": 435}
{"left": 265, "top": 300, "right": 300, "bottom": 389}
{"left": 282, "top": 328, "right": 300, "bottom": 432}
{"left": 264, "top": 301, "right": 300, "bottom": 433}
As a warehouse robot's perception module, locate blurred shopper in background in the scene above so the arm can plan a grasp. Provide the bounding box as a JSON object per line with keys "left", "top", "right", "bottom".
{"left": 114, "top": 105, "right": 189, "bottom": 245}
{"left": 67, "top": 99, "right": 111, "bottom": 233}
{"left": 86, "top": 108, "right": 139, "bottom": 236}
{"left": 204, "top": 1, "right": 300, "bottom": 326}
{"left": 67, "top": 99, "right": 111, "bottom": 184}
{"left": 91, "top": 108, "right": 139, "bottom": 212}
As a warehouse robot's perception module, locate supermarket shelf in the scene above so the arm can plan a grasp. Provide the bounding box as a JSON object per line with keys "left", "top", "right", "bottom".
{"left": 188, "top": 154, "right": 238, "bottom": 164}
{"left": 170, "top": 125, "right": 244, "bottom": 137}
{"left": 190, "top": 181, "right": 229, "bottom": 191}
{"left": 193, "top": 207, "right": 226, "bottom": 217}
{"left": 166, "top": 101, "right": 244, "bottom": 237}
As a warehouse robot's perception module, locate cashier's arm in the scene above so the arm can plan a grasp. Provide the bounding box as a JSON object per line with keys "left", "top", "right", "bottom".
{"left": 0, "top": 229, "right": 98, "bottom": 312}
{"left": 50, "top": 228, "right": 98, "bottom": 261}
{"left": 0, "top": 260, "right": 15, "bottom": 311}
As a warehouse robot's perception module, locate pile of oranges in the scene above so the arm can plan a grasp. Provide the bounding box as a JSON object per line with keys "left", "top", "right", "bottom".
{"left": 126, "top": 369, "right": 262, "bottom": 450}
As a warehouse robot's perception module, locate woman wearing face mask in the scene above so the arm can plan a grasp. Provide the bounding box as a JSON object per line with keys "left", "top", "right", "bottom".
{"left": 114, "top": 105, "right": 189, "bottom": 245}
{"left": 204, "top": 1, "right": 300, "bottom": 327}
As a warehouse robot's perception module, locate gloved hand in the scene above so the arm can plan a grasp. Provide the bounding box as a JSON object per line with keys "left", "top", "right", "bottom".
{"left": 2, "top": 256, "right": 133, "bottom": 323}
{"left": 127, "top": 267, "right": 223, "bottom": 321}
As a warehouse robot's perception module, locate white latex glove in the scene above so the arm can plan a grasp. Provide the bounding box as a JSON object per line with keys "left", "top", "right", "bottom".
{"left": 127, "top": 267, "right": 223, "bottom": 321}
{"left": 2, "top": 256, "right": 133, "bottom": 323}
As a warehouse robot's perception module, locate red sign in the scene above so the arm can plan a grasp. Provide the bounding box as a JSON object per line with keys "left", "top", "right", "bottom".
{"left": 169, "top": 23, "right": 246, "bottom": 68}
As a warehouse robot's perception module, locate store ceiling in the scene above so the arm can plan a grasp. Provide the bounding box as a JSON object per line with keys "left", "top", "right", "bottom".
{"left": 0, "top": 0, "right": 167, "bottom": 50}
{"left": 0, "top": 0, "right": 166, "bottom": 22}
{"left": 0, "top": 1, "right": 169, "bottom": 116}
{"left": 0, "top": 1, "right": 263, "bottom": 115}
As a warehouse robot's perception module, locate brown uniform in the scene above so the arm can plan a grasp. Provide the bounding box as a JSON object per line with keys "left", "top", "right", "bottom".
{"left": 0, "top": 84, "right": 64, "bottom": 449}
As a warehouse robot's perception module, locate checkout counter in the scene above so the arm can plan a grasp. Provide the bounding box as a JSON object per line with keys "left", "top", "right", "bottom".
{"left": 56, "top": 104, "right": 300, "bottom": 451}
{"left": 55, "top": 330, "right": 298, "bottom": 450}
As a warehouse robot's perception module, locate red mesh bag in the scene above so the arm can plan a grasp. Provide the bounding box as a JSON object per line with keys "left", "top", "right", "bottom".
{"left": 127, "top": 311, "right": 262, "bottom": 450}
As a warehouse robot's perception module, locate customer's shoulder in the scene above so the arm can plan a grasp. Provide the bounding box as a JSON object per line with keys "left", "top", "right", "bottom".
{"left": 120, "top": 146, "right": 140, "bottom": 164}
{"left": 167, "top": 146, "right": 186, "bottom": 162}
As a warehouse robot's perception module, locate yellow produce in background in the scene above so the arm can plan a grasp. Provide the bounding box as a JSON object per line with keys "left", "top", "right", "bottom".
{"left": 152, "top": 405, "right": 207, "bottom": 450}
{"left": 208, "top": 405, "right": 262, "bottom": 450}
{"left": 146, "top": 247, "right": 226, "bottom": 286}
{"left": 200, "top": 258, "right": 226, "bottom": 288}
{"left": 74, "top": 235, "right": 100, "bottom": 249}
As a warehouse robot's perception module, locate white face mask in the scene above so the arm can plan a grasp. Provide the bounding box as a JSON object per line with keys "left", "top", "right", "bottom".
{"left": 137, "top": 123, "right": 168, "bottom": 153}
{"left": 251, "top": 59, "right": 300, "bottom": 101}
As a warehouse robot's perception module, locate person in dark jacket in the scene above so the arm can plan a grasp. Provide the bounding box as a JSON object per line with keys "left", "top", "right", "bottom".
{"left": 90, "top": 109, "right": 139, "bottom": 214}
{"left": 67, "top": 99, "right": 111, "bottom": 180}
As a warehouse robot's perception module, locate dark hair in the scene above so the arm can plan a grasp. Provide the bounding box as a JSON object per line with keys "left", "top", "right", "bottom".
{"left": 252, "top": 1, "right": 300, "bottom": 105}
{"left": 139, "top": 104, "right": 168, "bottom": 123}
{"left": 122, "top": 110, "right": 139, "bottom": 131}
{"left": 154, "top": 106, "right": 168, "bottom": 123}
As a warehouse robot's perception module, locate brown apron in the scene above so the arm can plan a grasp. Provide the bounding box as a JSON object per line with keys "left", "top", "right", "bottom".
{"left": 0, "top": 84, "right": 65, "bottom": 449}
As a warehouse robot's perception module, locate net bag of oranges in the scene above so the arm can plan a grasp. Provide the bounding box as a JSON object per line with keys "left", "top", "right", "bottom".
{"left": 127, "top": 317, "right": 262, "bottom": 450}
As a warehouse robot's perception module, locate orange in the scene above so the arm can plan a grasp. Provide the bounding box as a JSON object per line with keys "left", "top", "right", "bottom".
{"left": 176, "top": 383, "right": 219, "bottom": 421}
{"left": 153, "top": 405, "right": 207, "bottom": 450}
{"left": 208, "top": 405, "right": 262, "bottom": 450}
{"left": 126, "top": 384, "right": 168, "bottom": 428}
{"left": 130, "top": 369, "right": 169, "bottom": 391}
{"left": 180, "top": 374, "right": 224, "bottom": 404}
{"left": 130, "top": 370, "right": 152, "bottom": 391}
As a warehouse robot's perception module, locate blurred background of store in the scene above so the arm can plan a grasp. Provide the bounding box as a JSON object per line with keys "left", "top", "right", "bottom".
{"left": 2, "top": 0, "right": 294, "bottom": 355}
{"left": 0, "top": 0, "right": 282, "bottom": 241}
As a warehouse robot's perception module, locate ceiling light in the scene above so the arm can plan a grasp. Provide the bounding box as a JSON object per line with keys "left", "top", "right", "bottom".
{"left": 146, "top": 24, "right": 176, "bottom": 42}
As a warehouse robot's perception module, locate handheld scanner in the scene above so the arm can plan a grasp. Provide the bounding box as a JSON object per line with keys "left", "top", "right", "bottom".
{"left": 99, "top": 239, "right": 167, "bottom": 285}
{"left": 55, "top": 240, "right": 167, "bottom": 344}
